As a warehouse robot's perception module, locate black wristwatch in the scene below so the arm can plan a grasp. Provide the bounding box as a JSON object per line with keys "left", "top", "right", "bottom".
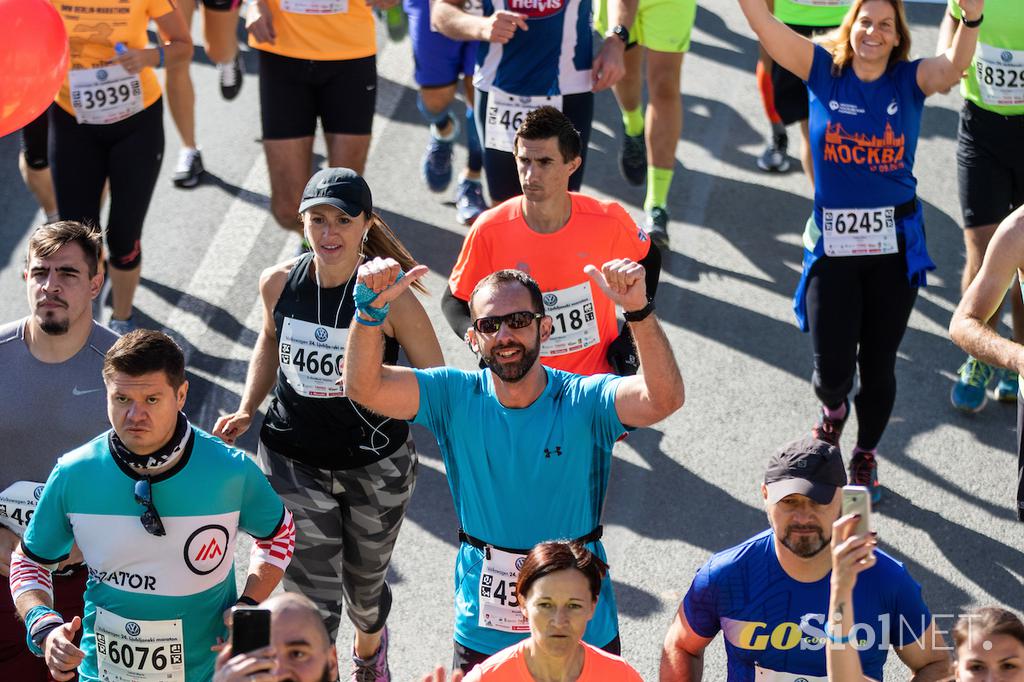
{"left": 623, "top": 298, "right": 655, "bottom": 322}
{"left": 961, "top": 13, "right": 983, "bottom": 28}
{"left": 608, "top": 24, "right": 630, "bottom": 45}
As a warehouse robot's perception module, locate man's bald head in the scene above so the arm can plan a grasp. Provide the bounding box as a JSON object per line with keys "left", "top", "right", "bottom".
{"left": 264, "top": 592, "right": 332, "bottom": 651}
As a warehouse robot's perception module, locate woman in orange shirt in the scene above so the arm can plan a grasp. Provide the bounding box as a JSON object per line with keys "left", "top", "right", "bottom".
{"left": 425, "top": 541, "right": 643, "bottom": 682}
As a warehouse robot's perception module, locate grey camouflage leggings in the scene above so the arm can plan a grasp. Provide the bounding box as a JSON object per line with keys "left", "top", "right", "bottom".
{"left": 257, "top": 439, "right": 418, "bottom": 640}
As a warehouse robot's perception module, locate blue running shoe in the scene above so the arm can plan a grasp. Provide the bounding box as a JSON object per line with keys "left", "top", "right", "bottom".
{"left": 848, "top": 450, "right": 881, "bottom": 504}
{"left": 951, "top": 356, "right": 995, "bottom": 413}
{"left": 422, "top": 115, "right": 458, "bottom": 193}
{"left": 992, "top": 368, "right": 1018, "bottom": 403}
{"left": 455, "top": 178, "right": 486, "bottom": 226}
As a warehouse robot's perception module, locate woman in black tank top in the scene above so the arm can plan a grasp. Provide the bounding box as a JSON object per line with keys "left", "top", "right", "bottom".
{"left": 213, "top": 168, "right": 443, "bottom": 674}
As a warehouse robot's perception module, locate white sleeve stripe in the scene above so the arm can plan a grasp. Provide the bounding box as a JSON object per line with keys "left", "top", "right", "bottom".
{"left": 10, "top": 552, "right": 54, "bottom": 602}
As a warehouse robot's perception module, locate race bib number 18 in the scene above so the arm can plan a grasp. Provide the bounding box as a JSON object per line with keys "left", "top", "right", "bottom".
{"left": 821, "top": 206, "right": 897, "bottom": 257}
{"left": 95, "top": 608, "right": 185, "bottom": 682}
{"left": 540, "top": 282, "right": 600, "bottom": 357}
{"left": 485, "top": 88, "right": 563, "bottom": 153}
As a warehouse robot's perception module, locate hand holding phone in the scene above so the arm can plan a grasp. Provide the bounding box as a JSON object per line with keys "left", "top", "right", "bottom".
{"left": 231, "top": 608, "right": 271, "bottom": 655}
{"left": 841, "top": 485, "right": 873, "bottom": 557}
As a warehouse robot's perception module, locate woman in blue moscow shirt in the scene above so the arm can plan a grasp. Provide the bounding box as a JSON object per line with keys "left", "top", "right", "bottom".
{"left": 736, "top": 0, "right": 983, "bottom": 500}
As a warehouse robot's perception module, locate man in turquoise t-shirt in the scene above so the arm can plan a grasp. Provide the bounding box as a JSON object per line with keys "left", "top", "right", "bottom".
{"left": 343, "top": 257, "right": 685, "bottom": 672}
{"left": 945, "top": 0, "right": 1024, "bottom": 413}
{"left": 9, "top": 330, "right": 295, "bottom": 682}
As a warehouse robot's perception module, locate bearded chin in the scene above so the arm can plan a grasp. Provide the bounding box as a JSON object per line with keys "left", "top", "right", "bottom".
{"left": 40, "top": 318, "right": 70, "bottom": 335}
{"left": 484, "top": 331, "right": 542, "bottom": 382}
{"left": 782, "top": 531, "right": 829, "bottom": 558}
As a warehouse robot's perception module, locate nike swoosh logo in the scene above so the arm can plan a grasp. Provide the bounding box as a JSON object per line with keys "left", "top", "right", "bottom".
{"left": 72, "top": 387, "right": 102, "bottom": 396}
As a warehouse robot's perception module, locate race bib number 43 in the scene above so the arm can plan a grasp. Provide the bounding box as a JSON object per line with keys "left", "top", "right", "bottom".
{"left": 485, "top": 89, "right": 563, "bottom": 153}
{"left": 478, "top": 547, "right": 529, "bottom": 633}
{"left": 821, "top": 206, "right": 897, "bottom": 257}
{"left": 975, "top": 44, "right": 1024, "bottom": 107}
{"left": 69, "top": 65, "right": 143, "bottom": 125}
{"left": 95, "top": 607, "right": 184, "bottom": 682}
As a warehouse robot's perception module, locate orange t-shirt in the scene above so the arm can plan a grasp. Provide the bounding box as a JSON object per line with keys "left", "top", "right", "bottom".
{"left": 448, "top": 193, "right": 651, "bottom": 376}
{"left": 463, "top": 640, "right": 644, "bottom": 681}
{"left": 53, "top": 0, "right": 174, "bottom": 116}
{"left": 249, "top": 0, "right": 375, "bottom": 61}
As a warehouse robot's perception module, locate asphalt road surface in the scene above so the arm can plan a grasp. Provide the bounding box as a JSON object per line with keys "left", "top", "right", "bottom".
{"left": 1, "top": 1, "right": 1020, "bottom": 679}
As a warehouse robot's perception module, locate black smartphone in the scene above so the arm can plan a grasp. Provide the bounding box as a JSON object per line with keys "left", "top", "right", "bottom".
{"left": 232, "top": 608, "right": 271, "bottom": 655}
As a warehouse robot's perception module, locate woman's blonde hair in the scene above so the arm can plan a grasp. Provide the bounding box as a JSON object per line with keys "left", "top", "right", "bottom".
{"left": 363, "top": 212, "right": 427, "bottom": 294}
{"left": 820, "top": 0, "right": 912, "bottom": 76}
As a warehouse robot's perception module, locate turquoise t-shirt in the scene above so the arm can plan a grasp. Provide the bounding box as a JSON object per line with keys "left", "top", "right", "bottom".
{"left": 949, "top": 0, "right": 1024, "bottom": 115}
{"left": 22, "top": 428, "right": 286, "bottom": 682}
{"left": 412, "top": 366, "right": 624, "bottom": 655}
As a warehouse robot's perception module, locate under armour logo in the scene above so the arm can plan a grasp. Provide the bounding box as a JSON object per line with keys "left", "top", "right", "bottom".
{"left": 544, "top": 446, "right": 562, "bottom": 458}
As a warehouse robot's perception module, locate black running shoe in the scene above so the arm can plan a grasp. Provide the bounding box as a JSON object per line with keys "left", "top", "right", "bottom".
{"left": 811, "top": 398, "right": 849, "bottom": 447}
{"left": 619, "top": 132, "right": 647, "bottom": 186}
{"left": 218, "top": 53, "right": 244, "bottom": 101}
{"left": 645, "top": 206, "right": 670, "bottom": 250}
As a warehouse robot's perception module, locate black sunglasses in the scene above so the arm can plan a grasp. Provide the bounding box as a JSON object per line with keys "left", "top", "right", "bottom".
{"left": 134, "top": 479, "right": 166, "bottom": 537}
{"left": 471, "top": 311, "right": 543, "bottom": 335}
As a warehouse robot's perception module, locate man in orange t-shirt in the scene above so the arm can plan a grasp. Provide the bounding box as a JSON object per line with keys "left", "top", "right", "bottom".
{"left": 444, "top": 106, "right": 661, "bottom": 376}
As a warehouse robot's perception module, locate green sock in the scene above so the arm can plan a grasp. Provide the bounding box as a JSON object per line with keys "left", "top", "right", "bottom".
{"left": 622, "top": 107, "right": 644, "bottom": 137}
{"left": 644, "top": 167, "right": 674, "bottom": 212}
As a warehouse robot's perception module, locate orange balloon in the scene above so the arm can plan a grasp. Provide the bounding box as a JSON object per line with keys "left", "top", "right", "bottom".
{"left": 0, "top": 0, "right": 69, "bottom": 138}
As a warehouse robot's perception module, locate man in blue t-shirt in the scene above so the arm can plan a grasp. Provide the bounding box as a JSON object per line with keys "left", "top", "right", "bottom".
{"left": 343, "top": 257, "right": 684, "bottom": 672}
{"left": 660, "top": 436, "right": 950, "bottom": 681}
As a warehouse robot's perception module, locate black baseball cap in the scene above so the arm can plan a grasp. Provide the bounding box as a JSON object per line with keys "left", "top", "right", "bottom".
{"left": 298, "top": 167, "right": 373, "bottom": 216}
{"left": 764, "top": 436, "right": 847, "bottom": 505}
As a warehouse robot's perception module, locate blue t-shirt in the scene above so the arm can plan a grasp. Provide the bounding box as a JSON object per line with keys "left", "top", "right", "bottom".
{"left": 475, "top": 0, "right": 593, "bottom": 95}
{"left": 683, "top": 530, "right": 932, "bottom": 681}
{"left": 412, "top": 366, "right": 624, "bottom": 654}
{"left": 807, "top": 45, "right": 926, "bottom": 227}
{"left": 23, "top": 428, "right": 286, "bottom": 682}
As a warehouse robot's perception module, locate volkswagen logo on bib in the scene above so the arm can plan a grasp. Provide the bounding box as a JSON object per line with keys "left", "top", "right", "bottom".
{"left": 97, "top": 69, "right": 108, "bottom": 81}
{"left": 315, "top": 327, "right": 329, "bottom": 343}
{"left": 515, "top": 557, "right": 526, "bottom": 570}
{"left": 183, "top": 525, "right": 230, "bottom": 576}
{"left": 33, "top": 485, "right": 44, "bottom": 500}
{"left": 125, "top": 622, "right": 142, "bottom": 637}
{"left": 543, "top": 293, "right": 558, "bottom": 307}
{"left": 1003, "top": 50, "right": 1014, "bottom": 63}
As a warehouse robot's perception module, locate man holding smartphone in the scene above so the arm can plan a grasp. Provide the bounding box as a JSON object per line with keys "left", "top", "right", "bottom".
{"left": 215, "top": 593, "right": 338, "bottom": 682}
{"left": 659, "top": 436, "right": 950, "bottom": 681}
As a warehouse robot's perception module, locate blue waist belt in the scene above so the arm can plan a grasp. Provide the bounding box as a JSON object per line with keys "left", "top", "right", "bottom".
{"left": 793, "top": 197, "right": 935, "bottom": 332}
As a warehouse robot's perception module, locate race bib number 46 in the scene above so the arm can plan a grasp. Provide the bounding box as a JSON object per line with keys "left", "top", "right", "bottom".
{"left": 0, "top": 481, "right": 44, "bottom": 536}
{"left": 975, "top": 44, "right": 1024, "bottom": 107}
{"left": 280, "top": 317, "right": 348, "bottom": 398}
{"left": 95, "top": 608, "right": 184, "bottom": 682}
{"left": 821, "top": 206, "right": 897, "bottom": 257}
{"left": 485, "top": 89, "right": 563, "bottom": 153}
{"left": 69, "top": 65, "right": 143, "bottom": 125}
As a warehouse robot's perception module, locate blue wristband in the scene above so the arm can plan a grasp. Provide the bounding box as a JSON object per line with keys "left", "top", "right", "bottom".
{"left": 25, "top": 606, "right": 62, "bottom": 656}
{"left": 355, "top": 314, "right": 385, "bottom": 327}
{"left": 353, "top": 271, "right": 405, "bottom": 322}
{"left": 824, "top": 623, "right": 851, "bottom": 645}
{"left": 157, "top": 44, "right": 165, "bottom": 68}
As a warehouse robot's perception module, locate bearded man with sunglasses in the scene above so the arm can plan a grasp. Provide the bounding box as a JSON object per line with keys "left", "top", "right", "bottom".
{"left": 9, "top": 330, "right": 295, "bottom": 682}
{"left": 344, "top": 257, "right": 685, "bottom": 673}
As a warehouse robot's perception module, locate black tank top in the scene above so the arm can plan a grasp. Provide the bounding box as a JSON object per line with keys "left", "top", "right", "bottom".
{"left": 260, "top": 254, "right": 408, "bottom": 469}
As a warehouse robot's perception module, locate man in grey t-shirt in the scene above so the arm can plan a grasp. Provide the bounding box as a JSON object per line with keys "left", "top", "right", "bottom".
{"left": 0, "top": 221, "right": 116, "bottom": 678}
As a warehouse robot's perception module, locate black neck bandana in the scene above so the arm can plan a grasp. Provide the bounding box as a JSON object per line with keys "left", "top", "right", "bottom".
{"left": 109, "top": 412, "right": 191, "bottom": 471}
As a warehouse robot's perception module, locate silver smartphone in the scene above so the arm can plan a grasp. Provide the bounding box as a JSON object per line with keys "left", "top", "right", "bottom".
{"left": 841, "top": 485, "right": 873, "bottom": 544}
